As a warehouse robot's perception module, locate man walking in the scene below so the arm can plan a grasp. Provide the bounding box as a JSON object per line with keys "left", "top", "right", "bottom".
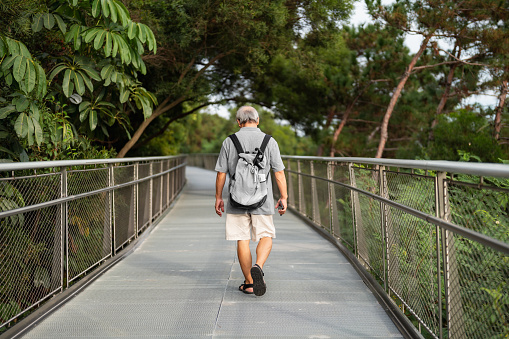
{"left": 215, "top": 106, "right": 288, "bottom": 296}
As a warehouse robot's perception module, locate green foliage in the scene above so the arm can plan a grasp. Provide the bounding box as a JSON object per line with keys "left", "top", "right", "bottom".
{"left": 422, "top": 110, "right": 504, "bottom": 162}
{"left": 0, "top": 0, "right": 157, "bottom": 161}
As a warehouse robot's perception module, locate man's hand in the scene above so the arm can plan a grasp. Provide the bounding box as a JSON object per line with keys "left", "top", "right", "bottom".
{"left": 276, "top": 198, "right": 287, "bottom": 216}
{"left": 215, "top": 172, "right": 227, "bottom": 217}
{"left": 215, "top": 198, "right": 225, "bottom": 217}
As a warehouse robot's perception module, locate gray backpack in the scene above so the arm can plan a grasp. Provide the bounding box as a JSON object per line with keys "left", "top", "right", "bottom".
{"left": 228, "top": 133, "right": 272, "bottom": 210}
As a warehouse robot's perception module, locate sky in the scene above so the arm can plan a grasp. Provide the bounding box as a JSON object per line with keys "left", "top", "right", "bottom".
{"left": 209, "top": 0, "right": 497, "bottom": 117}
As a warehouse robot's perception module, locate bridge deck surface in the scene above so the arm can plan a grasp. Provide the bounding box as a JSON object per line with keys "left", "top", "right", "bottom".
{"left": 22, "top": 167, "right": 403, "bottom": 338}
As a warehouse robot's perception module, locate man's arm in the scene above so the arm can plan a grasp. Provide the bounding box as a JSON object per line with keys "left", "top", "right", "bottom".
{"left": 215, "top": 172, "right": 227, "bottom": 217}
{"left": 274, "top": 170, "right": 288, "bottom": 215}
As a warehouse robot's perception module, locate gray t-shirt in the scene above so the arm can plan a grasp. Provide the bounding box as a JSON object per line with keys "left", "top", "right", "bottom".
{"left": 215, "top": 127, "right": 285, "bottom": 215}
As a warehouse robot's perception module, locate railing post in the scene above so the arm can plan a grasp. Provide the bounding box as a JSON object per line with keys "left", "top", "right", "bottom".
{"left": 166, "top": 160, "right": 170, "bottom": 209}
{"left": 287, "top": 160, "right": 294, "bottom": 208}
{"left": 348, "top": 163, "right": 362, "bottom": 259}
{"left": 60, "top": 167, "right": 68, "bottom": 289}
{"left": 434, "top": 172, "right": 444, "bottom": 339}
{"left": 149, "top": 161, "right": 153, "bottom": 225}
{"left": 297, "top": 160, "right": 305, "bottom": 215}
{"left": 134, "top": 162, "right": 139, "bottom": 237}
{"left": 436, "top": 172, "right": 465, "bottom": 338}
{"left": 310, "top": 161, "right": 321, "bottom": 225}
{"left": 108, "top": 164, "right": 115, "bottom": 256}
{"left": 327, "top": 161, "right": 338, "bottom": 236}
{"left": 379, "top": 165, "right": 389, "bottom": 292}
{"left": 159, "top": 161, "right": 163, "bottom": 215}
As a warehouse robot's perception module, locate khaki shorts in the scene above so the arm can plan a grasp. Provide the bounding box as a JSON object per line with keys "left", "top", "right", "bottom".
{"left": 225, "top": 213, "right": 276, "bottom": 241}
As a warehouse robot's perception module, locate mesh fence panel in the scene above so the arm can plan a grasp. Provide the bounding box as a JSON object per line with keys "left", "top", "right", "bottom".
{"left": 67, "top": 168, "right": 110, "bottom": 282}
{"left": 0, "top": 204, "right": 61, "bottom": 325}
{"left": 113, "top": 165, "right": 136, "bottom": 250}
{"left": 162, "top": 161, "right": 169, "bottom": 209}
{"left": 352, "top": 166, "right": 384, "bottom": 281}
{"left": 313, "top": 161, "right": 330, "bottom": 230}
{"left": 137, "top": 163, "right": 151, "bottom": 231}
{"left": 152, "top": 162, "right": 162, "bottom": 219}
{"left": 288, "top": 160, "right": 299, "bottom": 210}
{"left": 0, "top": 156, "right": 186, "bottom": 330}
{"left": 447, "top": 180, "right": 509, "bottom": 339}
{"left": 385, "top": 172, "right": 440, "bottom": 335}
{"left": 300, "top": 162, "right": 313, "bottom": 218}
{"left": 331, "top": 163, "right": 355, "bottom": 250}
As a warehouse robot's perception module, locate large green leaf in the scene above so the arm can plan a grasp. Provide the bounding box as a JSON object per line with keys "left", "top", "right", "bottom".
{"left": 91, "top": 0, "right": 101, "bottom": 17}
{"left": 108, "top": 0, "right": 118, "bottom": 23}
{"left": 119, "top": 87, "right": 129, "bottom": 103}
{"left": 79, "top": 106, "right": 90, "bottom": 122}
{"left": 5, "top": 73, "right": 13, "bottom": 86}
{"left": 80, "top": 65, "right": 101, "bottom": 81}
{"left": 13, "top": 56, "right": 27, "bottom": 82}
{"left": 65, "top": 24, "right": 79, "bottom": 43}
{"left": 24, "top": 61, "right": 37, "bottom": 93}
{"left": 32, "top": 116, "right": 43, "bottom": 146}
{"left": 62, "top": 69, "right": 72, "bottom": 97}
{"left": 111, "top": 34, "right": 119, "bottom": 57}
{"left": 27, "top": 116, "right": 34, "bottom": 146}
{"left": 73, "top": 25, "right": 82, "bottom": 50}
{"left": 0, "top": 38, "right": 6, "bottom": 57}
{"left": 104, "top": 32, "right": 112, "bottom": 57}
{"left": 101, "top": 0, "right": 110, "bottom": 18}
{"left": 1, "top": 55, "right": 17, "bottom": 72}
{"left": 6, "top": 39, "right": 19, "bottom": 55}
{"left": 43, "top": 13, "right": 55, "bottom": 30}
{"left": 36, "top": 63, "right": 47, "bottom": 98}
{"left": 54, "top": 14, "right": 66, "bottom": 34}
{"left": 114, "top": 0, "right": 130, "bottom": 26}
{"left": 14, "top": 113, "right": 29, "bottom": 137}
{"left": 72, "top": 71, "right": 85, "bottom": 96}
{"left": 77, "top": 70, "right": 94, "bottom": 92}
{"left": 136, "top": 39, "right": 144, "bottom": 55}
{"left": 79, "top": 101, "right": 91, "bottom": 112}
{"left": 32, "top": 13, "right": 44, "bottom": 32}
{"left": 0, "top": 106, "right": 16, "bottom": 119}
{"left": 138, "top": 23, "right": 147, "bottom": 43}
{"left": 49, "top": 64, "right": 67, "bottom": 80}
{"left": 94, "top": 30, "right": 106, "bottom": 50}
{"left": 15, "top": 96, "right": 29, "bottom": 112}
{"left": 146, "top": 27, "right": 157, "bottom": 53}
{"left": 127, "top": 21, "right": 137, "bottom": 40}
{"left": 18, "top": 42, "right": 31, "bottom": 58}
{"left": 30, "top": 102, "right": 40, "bottom": 120}
{"left": 89, "top": 110, "right": 98, "bottom": 131}
{"left": 100, "top": 65, "right": 114, "bottom": 81}
{"left": 84, "top": 27, "right": 101, "bottom": 43}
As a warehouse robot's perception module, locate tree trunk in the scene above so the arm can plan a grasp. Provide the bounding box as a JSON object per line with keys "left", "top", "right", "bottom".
{"left": 116, "top": 96, "right": 186, "bottom": 158}
{"left": 494, "top": 79, "right": 508, "bottom": 141}
{"left": 317, "top": 106, "right": 336, "bottom": 156}
{"left": 330, "top": 109, "right": 351, "bottom": 157}
{"left": 116, "top": 50, "right": 235, "bottom": 158}
{"left": 375, "top": 32, "right": 434, "bottom": 158}
{"left": 429, "top": 47, "right": 461, "bottom": 140}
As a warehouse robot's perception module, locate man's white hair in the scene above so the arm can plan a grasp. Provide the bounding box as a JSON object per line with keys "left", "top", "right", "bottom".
{"left": 236, "top": 106, "right": 259, "bottom": 124}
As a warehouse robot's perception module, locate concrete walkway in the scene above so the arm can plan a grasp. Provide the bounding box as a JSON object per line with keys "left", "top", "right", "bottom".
{"left": 22, "top": 167, "right": 403, "bottom": 338}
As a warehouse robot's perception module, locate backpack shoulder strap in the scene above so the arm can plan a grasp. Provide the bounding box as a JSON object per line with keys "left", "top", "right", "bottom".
{"left": 259, "top": 134, "right": 272, "bottom": 153}
{"left": 228, "top": 134, "right": 244, "bottom": 154}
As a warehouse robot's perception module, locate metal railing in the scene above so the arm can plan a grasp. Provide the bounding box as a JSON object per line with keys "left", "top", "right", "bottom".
{"left": 190, "top": 154, "right": 509, "bottom": 339}
{"left": 0, "top": 156, "right": 186, "bottom": 331}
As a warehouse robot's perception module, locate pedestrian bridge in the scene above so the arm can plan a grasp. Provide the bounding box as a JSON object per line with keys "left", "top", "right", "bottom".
{"left": 0, "top": 155, "right": 508, "bottom": 339}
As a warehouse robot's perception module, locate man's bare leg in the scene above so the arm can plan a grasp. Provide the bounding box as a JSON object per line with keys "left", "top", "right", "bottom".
{"left": 237, "top": 240, "right": 253, "bottom": 292}
{"left": 255, "top": 237, "right": 272, "bottom": 269}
